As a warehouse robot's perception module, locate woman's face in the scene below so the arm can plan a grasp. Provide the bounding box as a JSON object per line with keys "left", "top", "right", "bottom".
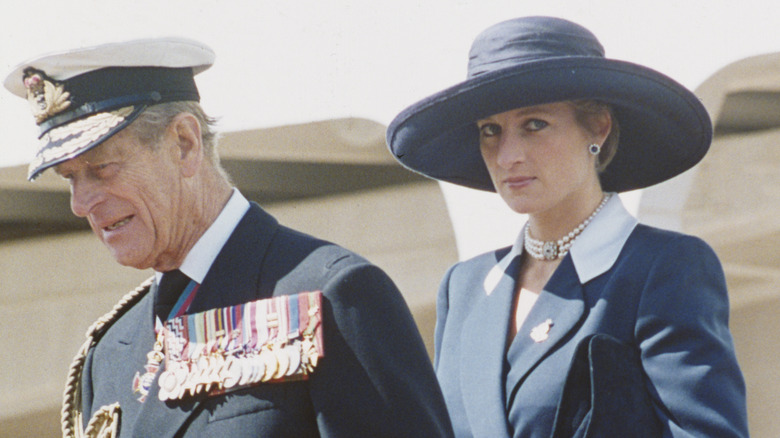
{"left": 478, "top": 101, "right": 607, "bottom": 216}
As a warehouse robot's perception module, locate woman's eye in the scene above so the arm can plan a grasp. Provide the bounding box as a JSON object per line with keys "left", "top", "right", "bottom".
{"left": 479, "top": 123, "right": 501, "bottom": 137}
{"left": 526, "top": 119, "right": 548, "bottom": 131}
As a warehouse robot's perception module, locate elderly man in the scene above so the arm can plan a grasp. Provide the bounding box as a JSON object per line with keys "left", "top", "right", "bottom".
{"left": 5, "top": 38, "right": 453, "bottom": 437}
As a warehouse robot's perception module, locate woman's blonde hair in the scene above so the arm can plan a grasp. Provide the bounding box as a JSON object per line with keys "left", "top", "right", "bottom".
{"left": 571, "top": 100, "right": 620, "bottom": 173}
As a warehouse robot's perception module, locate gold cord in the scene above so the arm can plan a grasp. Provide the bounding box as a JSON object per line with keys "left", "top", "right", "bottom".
{"left": 61, "top": 276, "right": 154, "bottom": 438}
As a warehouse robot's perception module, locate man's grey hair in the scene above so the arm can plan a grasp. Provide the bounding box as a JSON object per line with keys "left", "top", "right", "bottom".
{"left": 127, "top": 101, "right": 230, "bottom": 180}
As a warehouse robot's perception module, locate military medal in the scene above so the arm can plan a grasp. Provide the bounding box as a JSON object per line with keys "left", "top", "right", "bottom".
{"left": 259, "top": 347, "right": 277, "bottom": 382}
{"left": 285, "top": 295, "right": 302, "bottom": 376}
{"left": 132, "top": 319, "right": 166, "bottom": 402}
{"left": 157, "top": 291, "right": 324, "bottom": 401}
{"left": 267, "top": 299, "right": 288, "bottom": 380}
{"left": 221, "top": 356, "right": 241, "bottom": 389}
{"left": 238, "top": 356, "right": 254, "bottom": 386}
{"left": 158, "top": 361, "right": 181, "bottom": 401}
{"left": 256, "top": 299, "right": 277, "bottom": 382}
{"left": 301, "top": 292, "right": 322, "bottom": 371}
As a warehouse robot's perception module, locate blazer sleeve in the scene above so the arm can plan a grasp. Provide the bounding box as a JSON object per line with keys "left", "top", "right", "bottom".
{"left": 635, "top": 234, "right": 749, "bottom": 438}
{"left": 308, "top": 260, "right": 454, "bottom": 438}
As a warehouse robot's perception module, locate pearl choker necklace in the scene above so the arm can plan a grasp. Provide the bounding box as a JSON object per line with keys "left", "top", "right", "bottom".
{"left": 523, "top": 193, "right": 612, "bottom": 261}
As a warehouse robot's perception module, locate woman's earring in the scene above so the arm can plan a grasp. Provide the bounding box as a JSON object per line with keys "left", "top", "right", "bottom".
{"left": 588, "top": 143, "right": 601, "bottom": 155}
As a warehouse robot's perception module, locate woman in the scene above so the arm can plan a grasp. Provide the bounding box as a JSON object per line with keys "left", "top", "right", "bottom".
{"left": 387, "top": 16, "right": 749, "bottom": 438}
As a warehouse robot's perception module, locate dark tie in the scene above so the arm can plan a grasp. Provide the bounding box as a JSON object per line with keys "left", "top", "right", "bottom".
{"left": 154, "top": 269, "right": 191, "bottom": 321}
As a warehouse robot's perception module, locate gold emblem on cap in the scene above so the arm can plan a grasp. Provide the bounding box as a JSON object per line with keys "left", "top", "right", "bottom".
{"left": 23, "top": 69, "right": 72, "bottom": 124}
{"left": 530, "top": 318, "right": 553, "bottom": 343}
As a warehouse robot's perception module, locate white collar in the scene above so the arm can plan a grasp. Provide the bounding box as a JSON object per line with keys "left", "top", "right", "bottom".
{"left": 155, "top": 188, "right": 250, "bottom": 284}
{"left": 484, "top": 194, "right": 637, "bottom": 294}
{"left": 567, "top": 194, "right": 638, "bottom": 283}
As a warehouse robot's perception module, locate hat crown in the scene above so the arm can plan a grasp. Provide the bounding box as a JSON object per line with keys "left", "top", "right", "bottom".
{"left": 468, "top": 16, "right": 605, "bottom": 78}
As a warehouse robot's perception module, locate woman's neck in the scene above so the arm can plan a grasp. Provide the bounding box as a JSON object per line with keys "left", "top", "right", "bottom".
{"left": 527, "top": 187, "right": 605, "bottom": 241}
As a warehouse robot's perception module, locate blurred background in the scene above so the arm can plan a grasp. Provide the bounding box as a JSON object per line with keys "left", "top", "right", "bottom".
{"left": 1, "top": 1, "right": 778, "bottom": 436}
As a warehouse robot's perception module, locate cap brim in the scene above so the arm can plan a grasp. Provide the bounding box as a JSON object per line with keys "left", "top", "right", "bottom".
{"left": 28, "top": 105, "right": 145, "bottom": 180}
{"left": 387, "top": 57, "right": 712, "bottom": 193}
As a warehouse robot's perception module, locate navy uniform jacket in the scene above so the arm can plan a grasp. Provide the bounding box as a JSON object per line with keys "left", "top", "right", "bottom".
{"left": 434, "top": 197, "right": 749, "bottom": 438}
{"left": 81, "top": 203, "right": 454, "bottom": 437}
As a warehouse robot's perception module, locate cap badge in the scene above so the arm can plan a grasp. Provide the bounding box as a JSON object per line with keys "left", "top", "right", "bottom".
{"left": 23, "top": 68, "right": 72, "bottom": 124}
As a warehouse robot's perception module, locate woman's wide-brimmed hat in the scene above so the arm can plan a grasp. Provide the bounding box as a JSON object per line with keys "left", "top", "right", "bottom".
{"left": 386, "top": 16, "right": 713, "bottom": 193}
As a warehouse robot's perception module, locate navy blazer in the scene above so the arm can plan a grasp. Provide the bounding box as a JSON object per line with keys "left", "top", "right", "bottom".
{"left": 434, "top": 203, "right": 748, "bottom": 437}
{"left": 81, "top": 203, "right": 454, "bottom": 437}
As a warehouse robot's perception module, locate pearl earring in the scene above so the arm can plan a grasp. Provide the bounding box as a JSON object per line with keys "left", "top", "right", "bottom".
{"left": 588, "top": 143, "right": 601, "bottom": 155}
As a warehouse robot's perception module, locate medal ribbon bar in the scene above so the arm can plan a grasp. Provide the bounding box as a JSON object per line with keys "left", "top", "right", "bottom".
{"left": 158, "top": 291, "right": 324, "bottom": 401}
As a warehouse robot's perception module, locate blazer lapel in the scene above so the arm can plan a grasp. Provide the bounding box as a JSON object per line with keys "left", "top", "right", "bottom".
{"left": 102, "top": 289, "right": 158, "bottom": 429}
{"left": 190, "top": 203, "right": 279, "bottom": 312}
{"left": 458, "top": 255, "right": 520, "bottom": 438}
{"left": 505, "top": 256, "right": 586, "bottom": 403}
{"left": 133, "top": 204, "right": 279, "bottom": 437}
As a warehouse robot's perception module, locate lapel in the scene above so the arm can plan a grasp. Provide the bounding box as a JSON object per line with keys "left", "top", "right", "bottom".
{"left": 106, "top": 285, "right": 158, "bottom": 427}
{"left": 132, "top": 203, "right": 279, "bottom": 437}
{"left": 458, "top": 255, "right": 520, "bottom": 438}
{"left": 190, "top": 203, "right": 279, "bottom": 312}
{"left": 504, "top": 256, "right": 586, "bottom": 403}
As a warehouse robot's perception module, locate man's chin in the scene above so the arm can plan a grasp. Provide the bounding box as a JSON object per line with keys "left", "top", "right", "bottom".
{"left": 105, "top": 247, "right": 151, "bottom": 271}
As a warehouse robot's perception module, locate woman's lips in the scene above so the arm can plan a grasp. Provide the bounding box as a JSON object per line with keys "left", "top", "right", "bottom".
{"left": 503, "top": 176, "right": 534, "bottom": 188}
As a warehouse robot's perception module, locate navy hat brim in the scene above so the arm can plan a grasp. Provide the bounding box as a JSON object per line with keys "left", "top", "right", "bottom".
{"left": 386, "top": 56, "right": 713, "bottom": 193}
{"left": 28, "top": 104, "right": 146, "bottom": 179}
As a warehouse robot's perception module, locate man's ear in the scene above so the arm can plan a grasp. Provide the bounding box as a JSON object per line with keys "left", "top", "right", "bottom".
{"left": 171, "top": 113, "right": 203, "bottom": 178}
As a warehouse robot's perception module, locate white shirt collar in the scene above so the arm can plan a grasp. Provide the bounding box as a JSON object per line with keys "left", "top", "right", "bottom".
{"left": 568, "top": 194, "right": 638, "bottom": 283}
{"left": 155, "top": 188, "right": 250, "bottom": 284}
{"left": 485, "top": 194, "right": 637, "bottom": 294}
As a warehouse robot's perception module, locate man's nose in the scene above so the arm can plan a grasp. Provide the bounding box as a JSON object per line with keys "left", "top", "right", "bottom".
{"left": 69, "top": 177, "right": 102, "bottom": 218}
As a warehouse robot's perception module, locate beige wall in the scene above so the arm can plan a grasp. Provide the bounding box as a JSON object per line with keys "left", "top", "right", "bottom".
{"left": 637, "top": 58, "right": 780, "bottom": 436}
{"left": 681, "top": 128, "right": 780, "bottom": 438}
{"left": 0, "top": 231, "right": 151, "bottom": 437}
